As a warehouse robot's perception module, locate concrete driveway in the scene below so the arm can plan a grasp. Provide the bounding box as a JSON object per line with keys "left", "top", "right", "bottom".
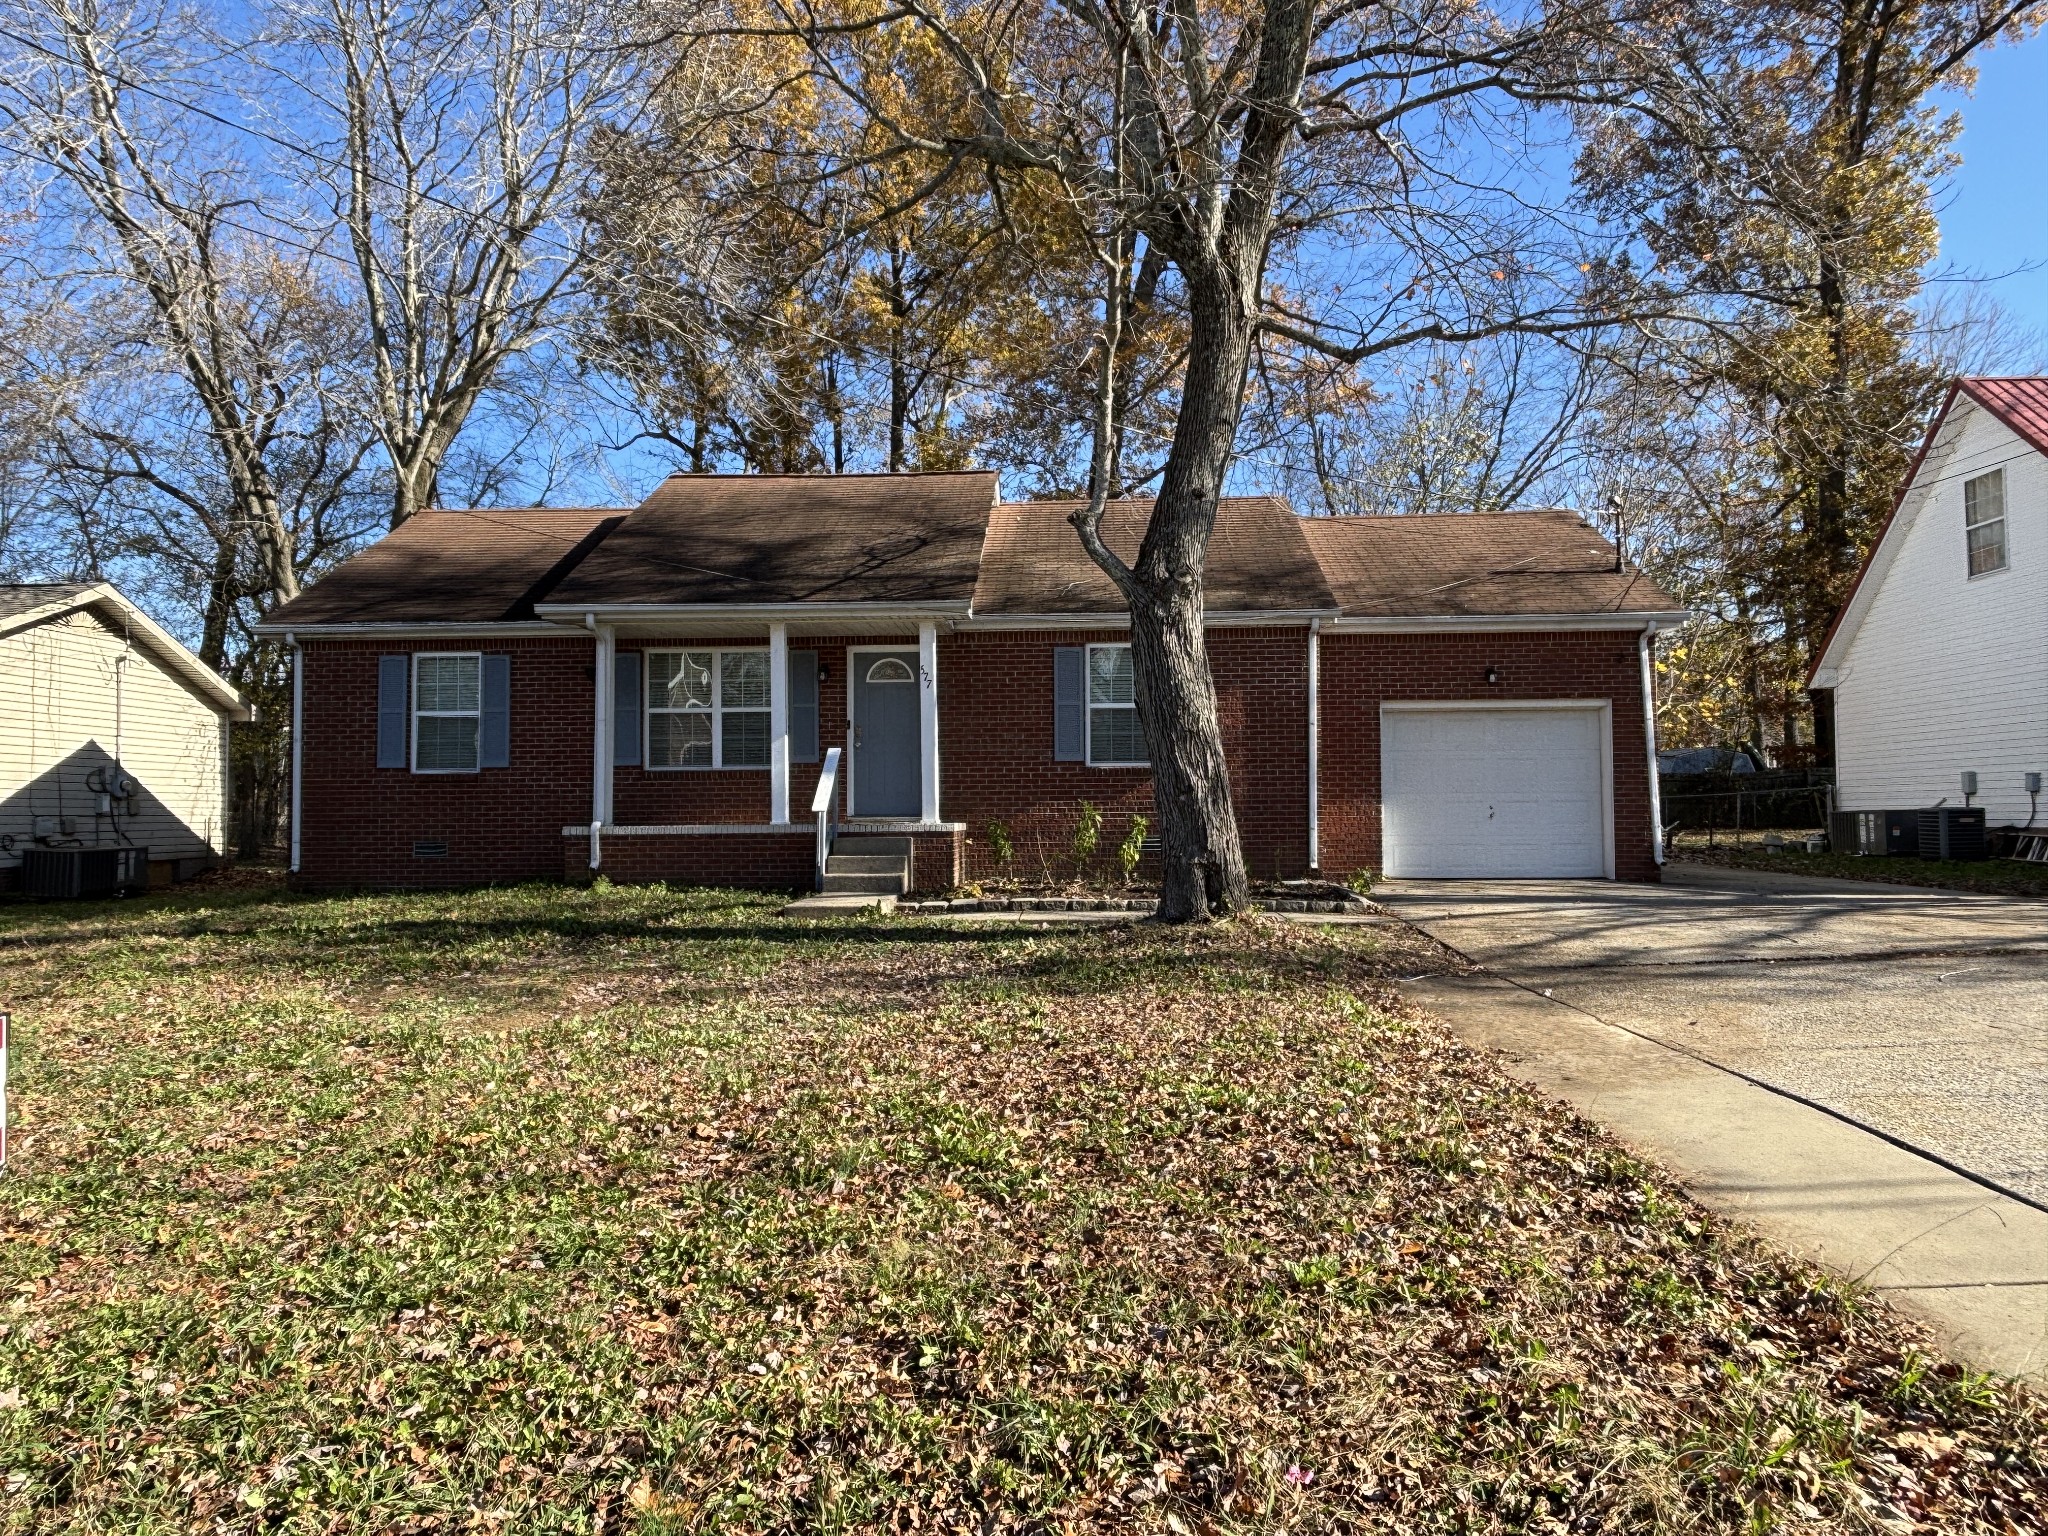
{"left": 1381, "top": 864, "right": 2048, "bottom": 1202}
{"left": 1380, "top": 862, "right": 2048, "bottom": 1378}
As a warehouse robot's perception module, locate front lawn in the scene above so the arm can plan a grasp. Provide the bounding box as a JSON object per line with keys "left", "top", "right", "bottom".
{"left": 1, "top": 879, "right": 2042, "bottom": 1533}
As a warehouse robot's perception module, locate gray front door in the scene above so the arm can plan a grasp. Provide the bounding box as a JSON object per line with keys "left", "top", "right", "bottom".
{"left": 851, "top": 651, "right": 922, "bottom": 817}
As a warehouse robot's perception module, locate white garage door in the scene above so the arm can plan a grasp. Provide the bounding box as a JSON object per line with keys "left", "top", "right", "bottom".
{"left": 1382, "top": 705, "right": 1610, "bottom": 878}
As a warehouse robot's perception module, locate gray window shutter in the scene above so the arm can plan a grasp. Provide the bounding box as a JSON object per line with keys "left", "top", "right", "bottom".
{"left": 479, "top": 654, "right": 511, "bottom": 769}
{"left": 613, "top": 650, "right": 642, "bottom": 766}
{"left": 789, "top": 650, "right": 820, "bottom": 763}
{"left": 1053, "top": 646, "right": 1085, "bottom": 761}
{"left": 377, "top": 655, "right": 408, "bottom": 768}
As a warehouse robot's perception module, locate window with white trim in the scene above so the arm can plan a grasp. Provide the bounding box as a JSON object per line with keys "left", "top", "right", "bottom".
{"left": 647, "top": 649, "right": 771, "bottom": 768}
{"left": 413, "top": 653, "right": 481, "bottom": 772}
{"left": 1086, "top": 643, "right": 1147, "bottom": 765}
{"left": 1965, "top": 469, "right": 2007, "bottom": 577}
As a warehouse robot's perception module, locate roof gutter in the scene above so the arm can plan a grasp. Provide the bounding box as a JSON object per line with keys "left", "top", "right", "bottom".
{"left": 957, "top": 608, "right": 1339, "bottom": 630}
{"left": 1323, "top": 610, "right": 1695, "bottom": 634}
{"left": 533, "top": 600, "right": 972, "bottom": 623}
{"left": 252, "top": 619, "right": 574, "bottom": 640}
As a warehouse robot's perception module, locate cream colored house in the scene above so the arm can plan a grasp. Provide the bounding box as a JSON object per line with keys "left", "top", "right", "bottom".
{"left": 2, "top": 583, "right": 252, "bottom": 890}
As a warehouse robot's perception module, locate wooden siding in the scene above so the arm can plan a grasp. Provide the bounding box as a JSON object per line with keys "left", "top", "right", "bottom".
{"left": 1, "top": 608, "right": 228, "bottom": 872}
{"left": 1830, "top": 401, "right": 2048, "bottom": 824}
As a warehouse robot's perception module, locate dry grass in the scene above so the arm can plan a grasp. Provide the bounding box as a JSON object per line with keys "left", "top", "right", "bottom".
{"left": 0, "top": 876, "right": 2041, "bottom": 1534}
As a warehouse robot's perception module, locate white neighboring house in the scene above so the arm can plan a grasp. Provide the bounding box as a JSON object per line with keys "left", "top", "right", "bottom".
{"left": 1810, "top": 377, "right": 2048, "bottom": 828}
{"left": 1, "top": 583, "right": 253, "bottom": 888}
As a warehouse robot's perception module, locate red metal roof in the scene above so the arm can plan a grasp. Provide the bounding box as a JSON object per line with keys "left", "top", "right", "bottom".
{"left": 1957, "top": 377, "right": 2048, "bottom": 457}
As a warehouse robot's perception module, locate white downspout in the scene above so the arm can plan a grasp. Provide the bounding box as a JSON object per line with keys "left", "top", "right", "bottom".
{"left": 287, "top": 633, "right": 302, "bottom": 874}
{"left": 1639, "top": 623, "right": 1665, "bottom": 866}
{"left": 587, "top": 614, "right": 612, "bottom": 869}
{"left": 768, "top": 622, "right": 790, "bottom": 825}
{"left": 1307, "top": 618, "right": 1321, "bottom": 872}
{"left": 917, "top": 620, "right": 940, "bottom": 825}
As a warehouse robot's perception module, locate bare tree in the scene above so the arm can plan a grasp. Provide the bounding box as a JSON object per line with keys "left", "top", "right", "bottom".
{"left": 278, "top": 0, "right": 642, "bottom": 524}
{"left": 739, "top": 0, "right": 1645, "bottom": 917}
{"left": 0, "top": 0, "right": 330, "bottom": 602}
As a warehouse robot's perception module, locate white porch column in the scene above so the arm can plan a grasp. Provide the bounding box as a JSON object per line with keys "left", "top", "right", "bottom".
{"left": 918, "top": 620, "right": 940, "bottom": 824}
{"left": 590, "top": 622, "right": 614, "bottom": 863}
{"left": 769, "top": 622, "right": 790, "bottom": 825}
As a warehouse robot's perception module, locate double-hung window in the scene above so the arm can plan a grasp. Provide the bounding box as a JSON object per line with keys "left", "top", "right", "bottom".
{"left": 647, "top": 649, "right": 771, "bottom": 768}
{"left": 1086, "top": 643, "right": 1147, "bottom": 766}
{"left": 1965, "top": 469, "right": 2008, "bottom": 577}
{"left": 413, "top": 653, "right": 481, "bottom": 772}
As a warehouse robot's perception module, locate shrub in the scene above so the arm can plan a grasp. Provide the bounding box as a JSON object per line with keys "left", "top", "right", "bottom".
{"left": 1117, "top": 814, "right": 1148, "bottom": 884}
{"left": 985, "top": 819, "right": 1014, "bottom": 865}
{"left": 1072, "top": 801, "right": 1103, "bottom": 868}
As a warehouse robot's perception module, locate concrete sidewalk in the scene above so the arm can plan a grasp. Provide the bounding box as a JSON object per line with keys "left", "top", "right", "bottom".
{"left": 1404, "top": 971, "right": 2048, "bottom": 1382}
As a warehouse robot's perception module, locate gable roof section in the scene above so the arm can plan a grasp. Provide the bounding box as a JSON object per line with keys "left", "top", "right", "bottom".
{"left": 974, "top": 496, "right": 1334, "bottom": 615}
{"left": 1809, "top": 376, "right": 2044, "bottom": 684}
{"left": 1301, "top": 508, "right": 1684, "bottom": 617}
{"left": 264, "top": 507, "right": 628, "bottom": 627}
{"left": 0, "top": 581, "right": 98, "bottom": 626}
{"left": 1959, "top": 376, "right": 2048, "bottom": 455}
{"left": 543, "top": 472, "right": 998, "bottom": 611}
{"left": 0, "top": 582, "right": 251, "bottom": 718}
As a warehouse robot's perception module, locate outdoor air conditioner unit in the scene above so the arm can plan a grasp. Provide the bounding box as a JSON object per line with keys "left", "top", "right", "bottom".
{"left": 1916, "top": 806, "right": 1987, "bottom": 862}
{"left": 1828, "top": 809, "right": 1916, "bottom": 857}
{"left": 21, "top": 846, "right": 149, "bottom": 899}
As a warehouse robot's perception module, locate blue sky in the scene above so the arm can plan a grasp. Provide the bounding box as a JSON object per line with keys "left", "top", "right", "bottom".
{"left": 1931, "top": 33, "right": 2048, "bottom": 337}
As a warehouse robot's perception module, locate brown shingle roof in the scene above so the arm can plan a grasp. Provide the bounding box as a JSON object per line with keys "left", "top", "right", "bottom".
{"left": 265, "top": 508, "right": 627, "bottom": 626}
{"left": 543, "top": 472, "right": 997, "bottom": 609}
{"left": 975, "top": 496, "right": 1336, "bottom": 614}
{"left": 1300, "top": 509, "right": 1684, "bottom": 617}
{"left": 0, "top": 582, "right": 97, "bottom": 623}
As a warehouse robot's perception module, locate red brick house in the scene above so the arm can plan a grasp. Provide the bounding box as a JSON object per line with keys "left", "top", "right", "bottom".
{"left": 258, "top": 473, "right": 1687, "bottom": 892}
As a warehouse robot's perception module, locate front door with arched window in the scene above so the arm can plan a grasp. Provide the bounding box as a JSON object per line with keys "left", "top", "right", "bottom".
{"left": 850, "top": 651, "right": 921, "bottom": 817}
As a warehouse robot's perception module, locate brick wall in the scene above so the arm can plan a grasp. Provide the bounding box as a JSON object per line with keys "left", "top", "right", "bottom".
{"left": 295, "top": 624, "right": 1657, "bottom": 891}
{"left": 559, "top": 827, "right": 960, "bottom": 893}
{"left": 941, "top": 627, "right": 1312, "bottom": 883}
{"left": 295, "top": 636, "right": 593, "bottom": 889}
{"left": 1316, "top": 630, "right": 1659, "bottom": 882}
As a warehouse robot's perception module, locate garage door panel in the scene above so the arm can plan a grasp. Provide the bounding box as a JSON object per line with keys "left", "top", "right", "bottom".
{"left": 1382, "top": 706, "right": 1609, "bottom": 878}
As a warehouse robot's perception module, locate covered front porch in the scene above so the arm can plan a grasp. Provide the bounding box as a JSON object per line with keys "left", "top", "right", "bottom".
{"left": 566, "top": 613, "right": 964, "bottom": 891}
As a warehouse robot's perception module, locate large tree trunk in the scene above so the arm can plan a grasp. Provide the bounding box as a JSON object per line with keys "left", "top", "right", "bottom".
{"left": 1121, "top": 273, "right": 1256, "bottom": 920}
{"left": 1129, "top": 580, "right": 1246, "bottom": 919}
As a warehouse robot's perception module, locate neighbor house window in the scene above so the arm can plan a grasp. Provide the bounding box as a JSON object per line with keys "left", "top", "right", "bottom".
{"left": 1086, "top": 643, "right": 1147, "bottom": 766}
{"left": 1965, "top": 469, "right": 2007, "bottom": 576}
{"left": 413, "top": 653, "right": 481, "bottom": 772}
{"left": 647, "top": 649, "right": 770, "bottom": 768}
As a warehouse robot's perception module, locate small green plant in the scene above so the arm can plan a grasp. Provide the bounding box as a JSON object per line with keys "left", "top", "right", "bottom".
{"left": 985, "top": 819, "right": 1015, "bottom": 865}
{"left": 1072, "top": 801, "right": 1102, "bottom": 868}
{"left": 1346, "top": 867, "right": 1375, "bottom": 896}
{"left": 1117, "top": 814, "right": 1148, "bottom": 884}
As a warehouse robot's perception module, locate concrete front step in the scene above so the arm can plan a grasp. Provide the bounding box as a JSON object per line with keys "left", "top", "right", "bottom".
{"left": 781, "top": 893, "right": 898, "bottom": 917}
{"left": 823, "top": 871, "right": 908, "bottom": 895}
{"left": 832, "top": 834, "right": 911, "bottom": 854}
{"left": 826, "top": 854, "right": 906, "bottom": 874}
{"left": 822, "top": 833, "right": 911, "bottom": 896}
